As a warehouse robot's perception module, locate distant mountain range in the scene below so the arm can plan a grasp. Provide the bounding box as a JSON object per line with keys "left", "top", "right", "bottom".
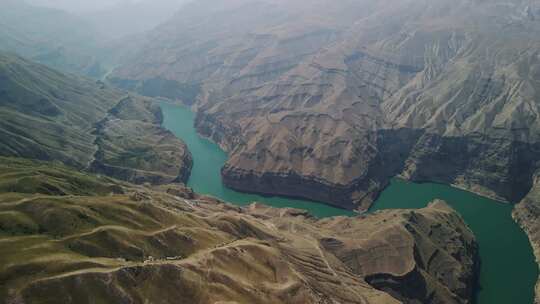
{"left": 0, "top": 0, "right": 102, "bottom": 75}
{"left": 0, "top": 0, "right": 188, "bottom": 77}
{"left": 81, "top": 0, "right": 189, "bottom": 40}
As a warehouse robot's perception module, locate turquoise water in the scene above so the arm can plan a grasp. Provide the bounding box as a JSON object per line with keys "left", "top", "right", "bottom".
{"left": 160, "top": 102, "right": 354, "bottom": 218}
{"left": 160, "top": 101, "right": 538, "bottom": 304}
{"left": 372, "top": 179, "right": 537, "bottom": 304}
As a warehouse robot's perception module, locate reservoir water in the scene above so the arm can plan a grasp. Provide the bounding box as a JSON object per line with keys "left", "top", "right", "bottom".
{"left": 161, "top": 102, "right": 538, "bottom": 304}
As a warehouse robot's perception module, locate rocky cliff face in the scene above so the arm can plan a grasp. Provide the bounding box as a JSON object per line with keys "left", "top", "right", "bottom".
{"left": 248, "top": 199, "right": 479, "bottom": 304}
{"left": 89, "top": 96, "right": 193, "bottom": 184}
{"left": 514, "top": 171, "right": 540, "bottom": 304}
{"left": 0, "top": 158, "right": 478, "bottom": 304}
{"left": 0, "top": 52, "right": 192, "bottom": 185}
{"left": 111, "top": 0, "right": 540, "bottom": 210}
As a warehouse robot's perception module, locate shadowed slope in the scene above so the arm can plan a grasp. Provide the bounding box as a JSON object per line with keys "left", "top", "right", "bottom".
{"left": 514, "top": 172, "right": 540, "bottom": 304}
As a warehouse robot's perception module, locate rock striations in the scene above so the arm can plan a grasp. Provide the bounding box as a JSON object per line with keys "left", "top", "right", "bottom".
{"left": 514, "top": 171, "right": 540, "bottom": 304}
{"left": 0, "top": 52, "right": 192, "bottom": 185}
{"left": 0, "top": 157, "right": 478, "bottom": 304}
{"left": 112, "top": 0, "right": 540, "bottom": 211}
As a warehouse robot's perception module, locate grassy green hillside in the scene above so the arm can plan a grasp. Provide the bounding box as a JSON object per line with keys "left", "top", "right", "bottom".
{"left": 0, "top": 52, "right": 116, "bottom": 168}
{"left": 0, "top": 52, "right": 192, "bottom": 184}
{"left": 0, "top": 157, "right": 125, "bottom": 196}
{"left": 0, "top": 157, "right": 238, "bottom": 302}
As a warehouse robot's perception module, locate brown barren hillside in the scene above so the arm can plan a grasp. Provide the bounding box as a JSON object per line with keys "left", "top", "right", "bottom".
{"left": 0, "top": 157, "right": 478, "bottom": 304}
{"left": 112, "top": 0, "right": 540, "bottom": 212}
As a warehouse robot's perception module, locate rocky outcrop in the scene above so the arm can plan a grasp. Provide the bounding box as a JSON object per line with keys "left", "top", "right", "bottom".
{"left": 111, "top": 0, "right": 540, "bottom": 211}
{"left": 90, "top": 96, "right": 193, "bottom": 184}
{"left": 249, "top": 200, "right": 479, "bottom": 304}
{"left": 90, "top": 119, "right": 192, "bottom": 184}
{"left": 514, "top": 171, "right": 540, "bottom": 304}
{"left": 214, "top": 123, "right": 424, "bottom": 211}
{"left": 400, "top": 133, "right": 540, "bottom": 203}
{"left": 221, "top": 164, "right": 368, "bottom": 210}
{"left": 0, "top": 158, "right": 478, "bottom": 304}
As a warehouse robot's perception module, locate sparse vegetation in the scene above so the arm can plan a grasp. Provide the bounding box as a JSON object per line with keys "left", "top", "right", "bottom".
{"left": 0, "top": 158, "right": 477, "bottom": 304}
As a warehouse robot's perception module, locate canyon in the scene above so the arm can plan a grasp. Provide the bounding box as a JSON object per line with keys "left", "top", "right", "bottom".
{"left": 0, "top": 47, "right": 496, "bottom": 304}
{"left": 0, "top": 0, "right": 539, "bottom": 302}
{"left": 112, "top": 0, "right": 540, "bottom": 211}
{"left": 109, "top": 1, "right": 540, "bottom": 299}
{"left": 161, "top": 101, "right": 538, "bottom": 304}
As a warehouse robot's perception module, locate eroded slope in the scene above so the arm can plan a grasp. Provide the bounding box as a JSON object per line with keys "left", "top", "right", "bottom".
{"left": 0, "top": 158, "right": 477, "bottom": 304}
{"left": 0, "top": 52, "right": 192, "bottom": 184}
{"left": 112, "top": 0, "right": 540, "bottom": 210}
{"left": 514, "top": 171, "right": 540, "bottom": 303}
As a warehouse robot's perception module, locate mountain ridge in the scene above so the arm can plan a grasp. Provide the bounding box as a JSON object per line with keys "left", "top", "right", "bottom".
{"left": 0, "top": 52, "right": 192, "bottom": 185}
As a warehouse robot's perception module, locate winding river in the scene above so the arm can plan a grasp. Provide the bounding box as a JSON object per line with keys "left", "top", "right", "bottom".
{"left": 161, "top": 102, "right": 537, "bottom": 304}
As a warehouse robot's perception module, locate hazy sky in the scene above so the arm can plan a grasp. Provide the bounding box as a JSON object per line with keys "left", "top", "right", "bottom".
{"left": 25, "top": 0, "right": 122, "bottom": 12}
{"left": 26, "top": 0, "right": 185, "bottom": 13}
{"left": 22, "top": 0, "right": 191, "bottom": 39}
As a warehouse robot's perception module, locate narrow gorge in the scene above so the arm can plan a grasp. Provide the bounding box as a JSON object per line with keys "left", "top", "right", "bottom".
{"left": 1, "top": 0, "right": 540, "bottom": 303}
